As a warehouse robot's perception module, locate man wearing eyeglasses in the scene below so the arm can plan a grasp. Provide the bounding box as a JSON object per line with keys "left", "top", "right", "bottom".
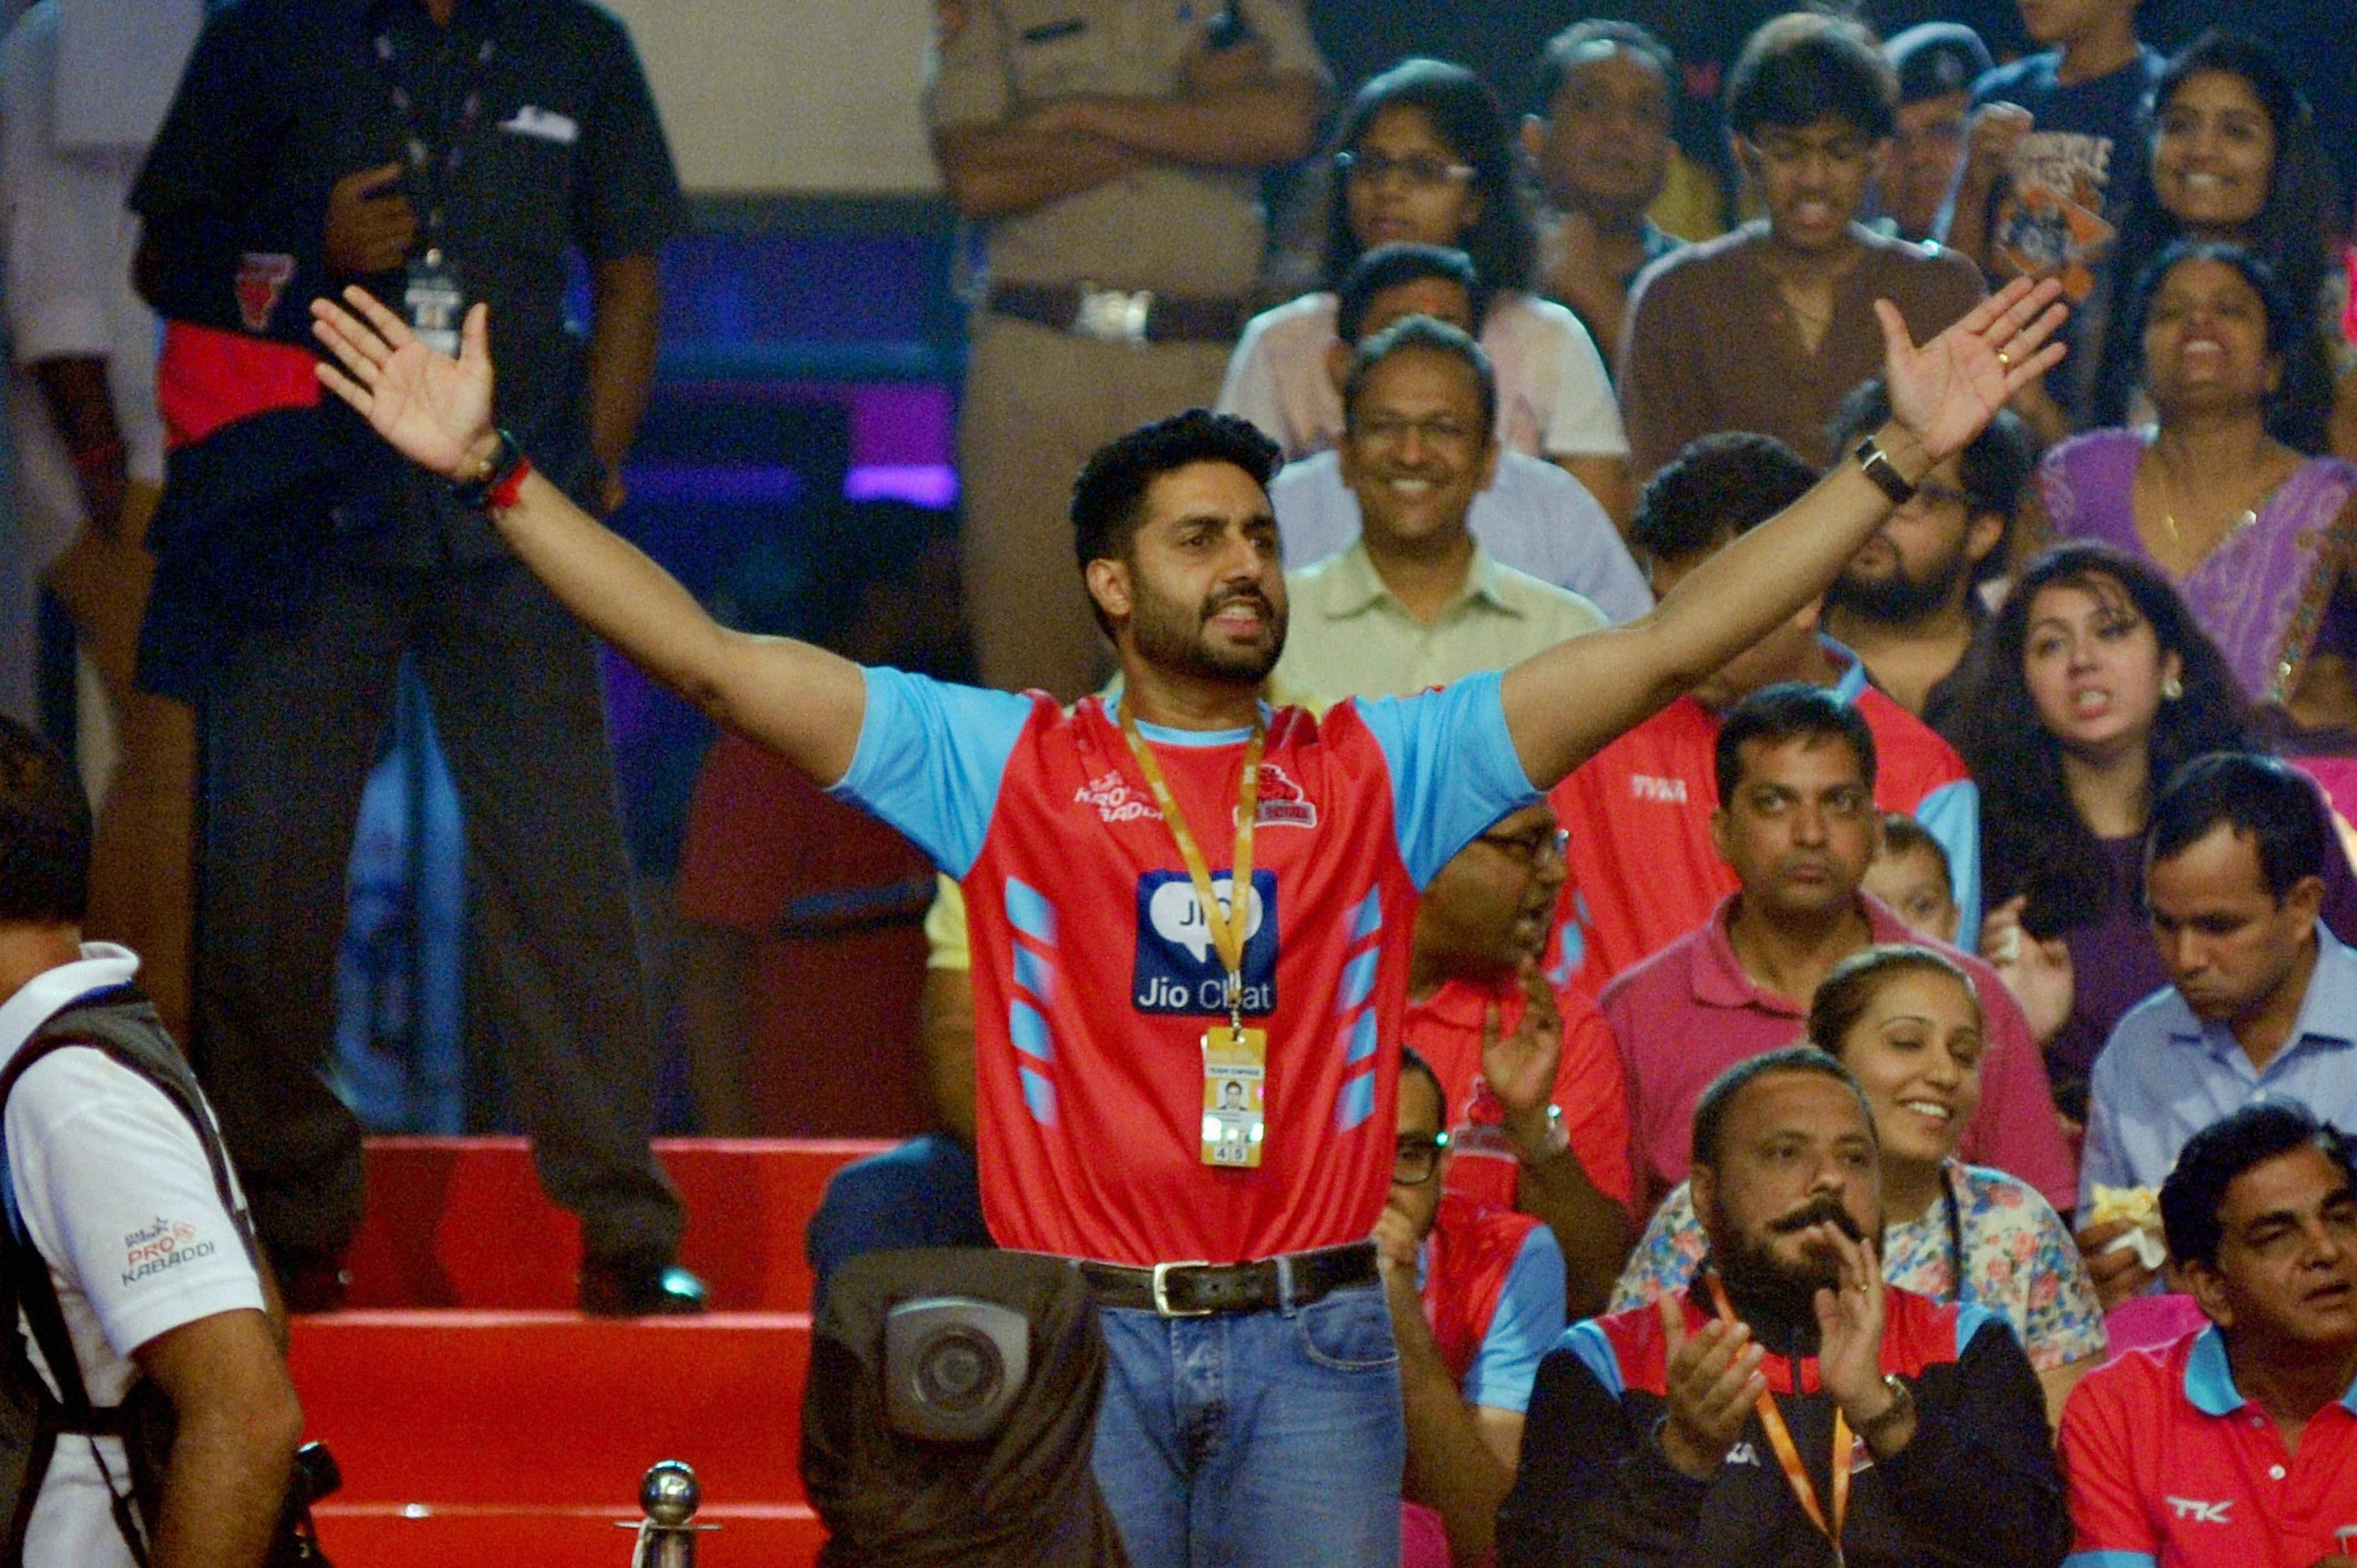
{"left": 1617, "top": 12, "right": 1984, "bottom": 483}
{"left": 1271, "top": 316, "right": 1610, "bottom": 708}
{"left": 1379, "top": 1046, "right": 1567, "bottom": 1566}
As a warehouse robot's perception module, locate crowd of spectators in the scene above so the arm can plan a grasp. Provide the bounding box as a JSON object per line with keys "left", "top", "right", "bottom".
{"left": 5, "top": 0, "right": 2357, "bottom": 1563}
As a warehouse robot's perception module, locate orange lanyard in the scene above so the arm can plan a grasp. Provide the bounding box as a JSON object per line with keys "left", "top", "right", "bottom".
{"left": 1705, "top": 1273, "right": 1850, "bottom": 1567}
{"left": 1117, "top": 706, "right": 1266, "bottom": 1018}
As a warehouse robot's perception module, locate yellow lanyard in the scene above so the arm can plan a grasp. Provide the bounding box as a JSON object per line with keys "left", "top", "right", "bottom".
{"left": 1705, "top": 1273, "right": 1852, "bottom": 1567}
{"left": 1116, "top": 705, "right": 1265, "bottom": 1016}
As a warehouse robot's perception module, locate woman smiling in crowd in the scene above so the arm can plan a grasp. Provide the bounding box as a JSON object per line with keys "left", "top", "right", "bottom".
{"left": 1609, "top": 943, "right": 2104, "bottom": 1425}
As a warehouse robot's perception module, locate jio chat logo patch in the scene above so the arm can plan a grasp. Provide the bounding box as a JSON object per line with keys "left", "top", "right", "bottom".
{"left": 1133, "top": 869, "right": 1279, "bottom": 1016}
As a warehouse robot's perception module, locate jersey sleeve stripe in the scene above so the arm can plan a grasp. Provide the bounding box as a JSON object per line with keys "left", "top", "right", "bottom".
{"left": 1560, "top": 1319, "right": 1626, "bottom": 1402}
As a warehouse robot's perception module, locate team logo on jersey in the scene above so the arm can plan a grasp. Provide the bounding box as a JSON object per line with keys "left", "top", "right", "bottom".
{"left": 1629, "top": 774, "right": 1689, "bottom": 803}
{"left": 1076, "top": 770, "right": 1161, "bottom": 824}
{"left": 234, "top": 252, "right": 296, "bottom": 333}
{"left": 1133, "top": 869, "right": 1278, "bottom": 1015}
{"left": 1243, "top": 763, "right": 1317, "bottom": 829}
{"left": 2166, "top": 1497, "right": 2233, "bottom": 1525}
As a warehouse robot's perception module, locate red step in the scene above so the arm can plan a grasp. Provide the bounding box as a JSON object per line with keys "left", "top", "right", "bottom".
{"left": 287, "top": 1312, "right": 811, "bottom": 1507}
{"left": 346, "top": 1137, "right": 889, "bottom": 1311}
{"left": 312, "top": 1502, "right": 823, "bottom": 1568}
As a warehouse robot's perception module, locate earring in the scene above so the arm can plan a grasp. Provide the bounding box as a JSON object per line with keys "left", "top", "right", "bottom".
{"left": 2162, "top": 674, "right": 2183, "bottom": 701}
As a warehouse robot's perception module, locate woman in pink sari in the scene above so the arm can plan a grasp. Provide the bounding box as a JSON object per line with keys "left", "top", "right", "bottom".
{"left": 2038, "top": 242, "right": 2357, "bottom": 747}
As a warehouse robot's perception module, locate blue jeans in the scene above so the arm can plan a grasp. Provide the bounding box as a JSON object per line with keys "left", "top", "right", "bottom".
{"left": 803, "top": 1134, "right": 992, "bottom": 1302}
{"left": 1092, "top": 1283, "right": 1404, "bottom": 1568}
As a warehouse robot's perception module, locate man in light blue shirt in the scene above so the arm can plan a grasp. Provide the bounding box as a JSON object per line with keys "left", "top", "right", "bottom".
{"left": 2079, "top": 754, "right": 2357, "bottom": 1304}
{"left": 1268, "top": 244, "right": 1651, "bottom": 623}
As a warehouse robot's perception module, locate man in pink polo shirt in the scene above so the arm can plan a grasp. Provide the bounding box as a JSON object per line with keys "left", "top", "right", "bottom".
{"left": 2060, "top": 1100, "right": 2357, "bottom": 1567}
{"left": 1601, "top": 682, "right": 2074, "bottom": 1216}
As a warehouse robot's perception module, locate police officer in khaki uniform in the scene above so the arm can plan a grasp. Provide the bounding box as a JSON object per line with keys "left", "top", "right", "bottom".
{"left": 928, "top": 0, "right": 1327, "bottom": 701}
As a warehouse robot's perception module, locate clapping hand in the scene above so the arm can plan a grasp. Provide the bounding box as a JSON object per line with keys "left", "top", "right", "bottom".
{"left": 1482, "top": 960, "right": 1563, "bottom": 1150}
{"left": 311, "top": 287, "right": 496, "bottom": 483}
{"left": 1981, "top": 895, "right": 2075, "bottom": 1048}
{"left": 1810, "top": 1224, "right": 1891, "bottom": 1423}
{"left": 1879, "top": 274, "right": 2067, "bottom": 464}
{"left": 1656, "top": 1294, "right": 1766, "bottom": 1480}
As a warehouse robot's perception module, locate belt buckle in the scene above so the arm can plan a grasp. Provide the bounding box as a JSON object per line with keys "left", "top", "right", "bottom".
{"left": 1150, "top": 1260, "right": 1215, "bottom": 1318}
{"left": 1074, "top": 283, "right": 1154, "bottom": 345}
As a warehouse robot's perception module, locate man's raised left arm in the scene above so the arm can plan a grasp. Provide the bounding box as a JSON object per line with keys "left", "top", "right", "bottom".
{"left": 1499, "top": 278, "right": 2067, "bottom": 791}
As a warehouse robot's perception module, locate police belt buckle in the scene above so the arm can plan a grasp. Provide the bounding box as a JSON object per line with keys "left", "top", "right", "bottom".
{"left": 1150, "top": 1260, "right": 1216, "bottom": 1317}
{"left": 1074, "top": 283, "right": 1154, "bottom": 345}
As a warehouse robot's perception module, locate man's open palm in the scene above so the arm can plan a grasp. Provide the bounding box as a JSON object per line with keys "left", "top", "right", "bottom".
{"left": 312, "top": 287, "right": 495, "bottom": 479}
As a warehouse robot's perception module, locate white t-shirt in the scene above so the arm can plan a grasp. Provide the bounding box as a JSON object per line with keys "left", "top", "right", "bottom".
{"left": 1268, "top": 448, "right": 1652, "bottom": 623}
{"left": 1214, "top": 289, "right": 1628, "bottom": 463}
{"left": 0, "top": 946, "right": 266, "bottom": 1568}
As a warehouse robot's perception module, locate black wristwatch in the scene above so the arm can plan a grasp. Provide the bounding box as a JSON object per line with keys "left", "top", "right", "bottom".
{"left": 1853, "top": 435, "right": 1919, "bottom": 505}
{"left": 450, "top": 428, "right": 526, "bottom": 511}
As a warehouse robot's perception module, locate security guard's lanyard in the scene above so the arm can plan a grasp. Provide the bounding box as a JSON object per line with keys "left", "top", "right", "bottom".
{"left": 1116, "top": 706, "right": 1264, "bottom": 1032}
{"left": 373, "top": 24, "right": 497, "bottom": 250}
{"left": 1704, "top": 1271, "right": 1851, "bottom": 1568}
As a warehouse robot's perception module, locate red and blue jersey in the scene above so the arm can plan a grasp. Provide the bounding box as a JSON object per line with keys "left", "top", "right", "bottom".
{"left": 2061, "top": 1324, "right": 2357, "bottom": 1568}
{"left": 834, "top": 668, "right": 1538, "bottom": 1264}
{"left": 1422, "top": 1194, "right": 1564, "bottom": 1415}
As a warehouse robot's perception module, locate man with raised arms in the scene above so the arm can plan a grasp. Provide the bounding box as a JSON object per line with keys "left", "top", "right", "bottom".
{"left": 306, "top": 273, "right": 2062, "bottom": 1565}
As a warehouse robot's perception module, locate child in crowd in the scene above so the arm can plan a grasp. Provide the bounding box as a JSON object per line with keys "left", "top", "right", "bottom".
{"left": 1864, "top": 812, "right": 1961, "bottom": 945}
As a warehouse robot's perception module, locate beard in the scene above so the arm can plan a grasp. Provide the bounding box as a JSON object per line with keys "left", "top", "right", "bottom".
{"left": 1827, "top": 547, "right": 1971, "bottom": 625}
{"left": 1129, "top": 576, "right": 1287, "bottom": 685}
{"left": 1707, "top": 1192, "right": 1874, "bottom": 1343}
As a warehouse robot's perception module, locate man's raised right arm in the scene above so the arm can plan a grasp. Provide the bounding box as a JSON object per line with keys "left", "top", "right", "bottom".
{"left": 310, "top": 289, "right": 869, "bottom": 784}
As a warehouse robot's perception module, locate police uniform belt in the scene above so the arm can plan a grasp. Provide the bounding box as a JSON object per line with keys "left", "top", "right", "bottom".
{"left": 1072, "top": 1241, "right": 1379, "bottom": 1317}
{"left": 989, "top": 281, "right": 1248, "bottom": 345}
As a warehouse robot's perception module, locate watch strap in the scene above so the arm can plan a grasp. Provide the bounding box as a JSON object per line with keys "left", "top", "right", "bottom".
{"left": 1853, "top": 435, "right": 1919, "bottom": 504}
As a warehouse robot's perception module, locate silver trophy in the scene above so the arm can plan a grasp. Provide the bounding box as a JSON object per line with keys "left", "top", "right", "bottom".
{"left": 620, "top": 1460, "right": 718, "bottom": 1568}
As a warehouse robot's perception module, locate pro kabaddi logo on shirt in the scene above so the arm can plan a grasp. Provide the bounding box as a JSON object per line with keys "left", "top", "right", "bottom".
{"left": 1133, "top": 869, "right": 1279, "bottom": 1015}
{"left": 1076, "top": 771, "right": 1162, "bottom": 824}
{"left": 122, "top": 1216, "right": 214, "bottom": 1288}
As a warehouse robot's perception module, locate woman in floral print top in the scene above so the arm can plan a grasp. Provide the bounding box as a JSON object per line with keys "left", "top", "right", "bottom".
{"left": 1610, "top": 945, "right": 2105, "bottom": 1426}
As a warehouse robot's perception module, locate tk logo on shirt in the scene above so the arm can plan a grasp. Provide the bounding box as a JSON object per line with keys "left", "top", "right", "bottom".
{"left": 2166, "top": 1497, "right": 2232, "bottom": 1525}
{"left": 1629, "top": 774, "right": 1688, "bottom": 804}
{"left": 1133, "top": 869, "right": 1277, "bottom": 1015}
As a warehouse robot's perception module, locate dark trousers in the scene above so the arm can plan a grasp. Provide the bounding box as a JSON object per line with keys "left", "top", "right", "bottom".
{"left": 193, "top": 544, "right": 682, "bottom": 1266}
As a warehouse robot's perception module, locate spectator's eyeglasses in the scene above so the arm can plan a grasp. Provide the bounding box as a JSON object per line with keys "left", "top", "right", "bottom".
{"left": 1893, "top": 481, "right": 1973, "bottom": 517}
{"left": 1393, "top": 1133, "right": 1450, "bottom": 1185}
{"left": 1476, "top": 826, "right": 1569, "bottom": 867}
{"left": 1336, "top": 149, "right": 1476, "bottom": 190}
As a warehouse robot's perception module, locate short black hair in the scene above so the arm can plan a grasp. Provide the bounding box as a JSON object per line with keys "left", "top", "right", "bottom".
{"left": 1334, "top": 244, "right": 1489, "bottom": 346}
{"left": 1714, "top": 682, "right": 1879, "bottom": 808}
{"left": 0, "top": 715, "right": 89, "bottom": 926}
{"left": 1398, "top": 1044, "right": 1445, "bottom": 1108}
{"left": 2161, "top": 1101, "right": 2357, "bottom": 1271}
{"left": 1876, "top": 814, "right": 1952, "bottom": 888}
{"left": 1630, "top": 431, "right": 1819, "bottom": 568}
{"left": 2147, "top": 752, "right": 2331, "bottom": 902}
{"left": 1691, "top": 1044, "right": 1874, "bottom": 1171}
{"left": 1533, "top": 18, "right": 1675, "bottom": 114}
{"left": 1070, "top": 407, "right": 1280, "bottom": 575}
{"left": 1725, "top": 11, "right": 1897, "bottom": 143}
{"left": 1342, "top": 316, "right": 1499, "bottom": 441}
{"left": 1827, "top": 377, "right": 2032, "bottom": 589}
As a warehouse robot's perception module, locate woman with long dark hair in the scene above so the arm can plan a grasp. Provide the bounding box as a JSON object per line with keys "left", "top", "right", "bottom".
{"left": 1215, "top": 58, "right": 1630, "bottom": 517}
{"left": 2083, "top": 29, "right": 2347, "bottom": 454}
{"left": 1946, "top": 542, "right": 2357, "bottom": 1114}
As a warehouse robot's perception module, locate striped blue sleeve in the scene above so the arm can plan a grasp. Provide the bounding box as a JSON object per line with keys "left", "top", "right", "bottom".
{"left": 1463, "top": 1226, "right": 1568, "bottom": 1415}
{"left": 1914, "top": 778, "right": 1981, "bottom": 940}
{"left": 1355, "top": 670, "right": 1543, "bottom": 888}
{"left": 1556, "top": 1318, "right": 1624, "bottom": 1402}
{"left": 827, "top": 666, "right": 1034, "bottom": 879}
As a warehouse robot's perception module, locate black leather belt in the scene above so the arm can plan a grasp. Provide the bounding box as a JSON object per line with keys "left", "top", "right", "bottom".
{"left": 1072, "top": 1241, "right": 1380, "bottom": 1317}
{"left": 988, "top": 280, "right": 1249, "bottom": 345}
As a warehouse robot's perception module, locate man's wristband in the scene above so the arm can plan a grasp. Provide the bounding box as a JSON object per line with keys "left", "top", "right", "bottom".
{"left": 451, "top": 428, "right": 530, "bottom": 512}
{"left": 1853, "top": 435, "right": 1919, "bottom": 505}
{"left": 1855, "top": 1373, "right": 1916, "bottom": 1443}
